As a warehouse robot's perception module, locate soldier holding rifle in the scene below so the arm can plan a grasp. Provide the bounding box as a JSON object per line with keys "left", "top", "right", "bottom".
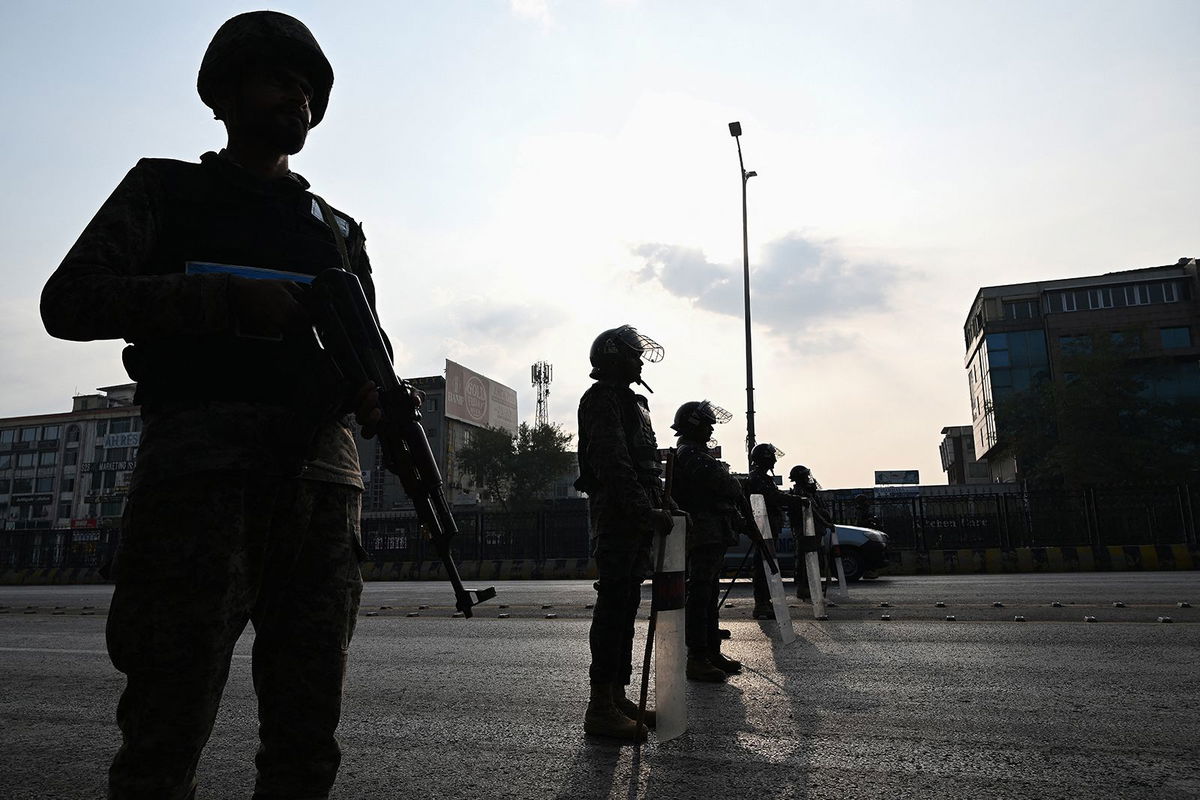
{"left": 41, "top": 12, "right": 384, "bottom": 798}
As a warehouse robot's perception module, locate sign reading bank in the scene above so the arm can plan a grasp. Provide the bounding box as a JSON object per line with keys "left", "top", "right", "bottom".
{"left": 444, "top": 359, "right": 518, "bottom": 433}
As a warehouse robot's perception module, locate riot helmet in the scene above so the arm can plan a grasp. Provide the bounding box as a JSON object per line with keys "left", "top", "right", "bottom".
{"left": 588, "top": 325, "right": 664, "bottom": 390}
{"left": 198, "top": 11, "right": 334, "bottom": 127}
{"left": 750, "top": 443, "right": 784, "bottom": 470}
{"left": 789, "top": 464, "right": 811, "bottom": 485}
{"left": 671, "top": 400, "right": 732, "bottom": 441}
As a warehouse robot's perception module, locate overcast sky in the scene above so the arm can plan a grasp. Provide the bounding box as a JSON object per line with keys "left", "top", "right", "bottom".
{"left": 1, "top": 0, "right": 1196, "bottom": 488}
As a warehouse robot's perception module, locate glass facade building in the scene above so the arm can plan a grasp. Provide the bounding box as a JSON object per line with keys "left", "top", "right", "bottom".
{"left": 963, "top": 258, "right": 1199, "bottom": 481}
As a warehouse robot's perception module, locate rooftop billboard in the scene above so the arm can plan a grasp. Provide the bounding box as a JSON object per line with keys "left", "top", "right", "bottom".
{"left": 444, "top": 359, "right": 518, "bottom": 433}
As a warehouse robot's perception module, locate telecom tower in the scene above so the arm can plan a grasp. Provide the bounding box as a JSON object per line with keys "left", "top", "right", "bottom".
{"left": 531, "top": 361, "right": 552, "bottom": 427}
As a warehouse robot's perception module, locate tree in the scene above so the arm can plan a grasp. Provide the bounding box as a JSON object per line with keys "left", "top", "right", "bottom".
{"left": 992, "top": 339, "right": 1200, "bottom": 487}
{"left": 457, "top": 422, "right": 576, "bottom": 510}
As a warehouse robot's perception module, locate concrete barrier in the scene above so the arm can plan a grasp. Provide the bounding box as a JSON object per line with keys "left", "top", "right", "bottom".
{"left": 3, "top": 547, "right": 1194, "bottom": 585}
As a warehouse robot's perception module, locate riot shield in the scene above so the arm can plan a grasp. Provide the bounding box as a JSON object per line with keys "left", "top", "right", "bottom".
{"left": 750, "top": 494, "right": 795, "bottom": 644}
{"left": 652, "top": 514, "right": 688, "bottom": 741}
{"left": 802, "top": 505, "right": 828, "bottom": 620}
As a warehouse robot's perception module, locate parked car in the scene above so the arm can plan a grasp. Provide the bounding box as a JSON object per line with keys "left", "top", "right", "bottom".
{"left": 723, "top": 523, "right": 890, "bottom": 582}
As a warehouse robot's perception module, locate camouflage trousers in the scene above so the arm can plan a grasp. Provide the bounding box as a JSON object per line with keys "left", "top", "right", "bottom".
{"left": 588, "top": 528, "right": 653, "bottom": 686}
{"left": 107, "top": 472, "right": 364, "bottom": 800}
{"left": 685, "top": 543, "right": 727, "bottom": 654}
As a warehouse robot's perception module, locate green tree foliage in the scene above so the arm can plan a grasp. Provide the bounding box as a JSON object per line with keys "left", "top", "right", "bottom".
{"left": 992, "top": 339, "right": 1200, "bottom": 487}
{"left": 456, "top": 422, "right": 576, "bottom": 510}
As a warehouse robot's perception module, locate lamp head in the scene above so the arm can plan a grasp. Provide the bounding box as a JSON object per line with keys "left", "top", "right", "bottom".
{"left": 728, "top": 121, "right": 742, "bottom": 137}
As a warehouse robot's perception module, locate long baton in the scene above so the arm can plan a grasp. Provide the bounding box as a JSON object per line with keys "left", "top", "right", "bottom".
{"left": 717, "top": 544, "right": 754, "bottom": 613}
{"left": 637, "top": 450, "right": 675, "bottom": 729}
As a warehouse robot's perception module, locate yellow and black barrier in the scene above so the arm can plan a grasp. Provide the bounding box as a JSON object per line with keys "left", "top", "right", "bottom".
{"left": 892, "top": 544, "right": 1198, "bottom": 575}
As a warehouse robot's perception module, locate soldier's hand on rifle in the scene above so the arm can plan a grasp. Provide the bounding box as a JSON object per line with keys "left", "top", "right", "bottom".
{"left": 647, "top": 509, "right": 675, "bottom": 536}
{"left": 354, "top": 381, "right": 382, "bottom": 438}
{"left": 231, "top": 277, "right": 308, "bottom": 338}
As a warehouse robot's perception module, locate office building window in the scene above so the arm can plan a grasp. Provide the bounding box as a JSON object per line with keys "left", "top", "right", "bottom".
{"left": 0, "top": 479, "right": 9, "bottom": 493}
{"left": 13, "top": 478, "right": 33, "bottom": 493}
{"left": 58, "top": 502, "right": 72, "bottom": 519}
{"left": 66, "top": 425, "right": 80, "bottom": 443}
{"left": 62, "top": 478, "right": 75, "bottom": 492}
{"left": 1161, "top": 327, "right": 1192, "bottom": 349}
{"left": 64, "top": 450, "right": 78, "bottom": 466}
{"left": 1002, "top": 299, "right": 1038, "bottom": 320}
{"left": 41, "top": 425, "right": 60, "bottom": 441}
{"left": 94, "top": 420, "right": 108, "bottom": 436}
{"left": 110, "top": 418, "right": 132, "bottom": 434}
{"left": 36, "top": 477, "right": 54, "bottom": 493}
{"left": 1060, "top": 335, "right": 1092, "bottom": 354}
{"left": 20, "top": 427, "right": 38, "bottom": 443}
{"left": 17, "top": 453, "right": 35, "bottom": 468}
{"left": 0, "top": 454, "right": 9, "bottom": 469}
{"left": 1110, "top": 331, "right": 1142, "bottom": 351}
{"left": 0, "top": 429, "right": 13, "bottom": 447}
{"left": 39, "top": 451, "right": 58, "bottom": 467}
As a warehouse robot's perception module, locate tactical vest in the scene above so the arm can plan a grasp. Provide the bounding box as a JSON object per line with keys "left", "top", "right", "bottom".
{"left": 576, "top": 383, "right": 662, "bottom": 492}
{"left": 122, "top": 153, "right": 366, "bottom": 412}
{"left": 673, "top": 441, "right": 733, "bottom": 514}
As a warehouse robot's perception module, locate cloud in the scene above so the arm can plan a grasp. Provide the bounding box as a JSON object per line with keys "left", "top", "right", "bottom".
{"left": 633, "top": 233, "right": 910, "bottom": 351}
{"left": 448, "top": 298, "right": 567, "bottom": 343}
{"left": 510, "top": 0, "right": 553, "bottom": 25}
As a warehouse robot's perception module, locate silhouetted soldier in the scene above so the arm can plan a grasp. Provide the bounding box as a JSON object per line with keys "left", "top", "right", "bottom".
{"left": 789, "top": 464, "right": 834, "bottom": 599}
{"left": 41, "top": 12, "right": 382, "bottom": 799}
{"left": 575, "top": 325, "right": 676, "bottom": 741}
{"left": 746, "top": 442, "right": 786, "bottom": 619}
{"left": 671, "top": 400, "right": 745, "bottom": 682}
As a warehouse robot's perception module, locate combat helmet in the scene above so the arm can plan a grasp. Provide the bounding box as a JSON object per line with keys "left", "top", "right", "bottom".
{"left": 671, "top": 400, "right": 732, "bottom": 439}
{"left": 198, "top": 11, "right": 334, "bottom": 127}
{"left": 750, "top": 443, "right": 785, "bottom": 470}
{"left": 588, "top": 325, "right": 664, "bottom": 380}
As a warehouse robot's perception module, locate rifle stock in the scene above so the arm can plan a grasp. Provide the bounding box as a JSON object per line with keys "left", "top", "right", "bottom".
{"left": 310, "top": 268, "right": 496, "bottom": 616}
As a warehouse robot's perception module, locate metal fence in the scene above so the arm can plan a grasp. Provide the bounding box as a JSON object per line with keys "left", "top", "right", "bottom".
{"left": 827, "top": 483, "right": 1199, "bottom": 550}
{"left": 3, "top": 485, "right": 1196, "bottom": 572}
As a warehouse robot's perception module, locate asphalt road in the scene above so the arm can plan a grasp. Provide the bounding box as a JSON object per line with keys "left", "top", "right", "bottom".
{"left": 2, "top": 573, "right": 1199, "bottom": 800}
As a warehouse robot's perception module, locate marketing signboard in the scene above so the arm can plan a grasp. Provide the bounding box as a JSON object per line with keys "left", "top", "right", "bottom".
{"left": 444, "top": 360, "right": 518, "bottom": 433}
{"left": 875, "top": 470, "right": 920, "bottom": 485}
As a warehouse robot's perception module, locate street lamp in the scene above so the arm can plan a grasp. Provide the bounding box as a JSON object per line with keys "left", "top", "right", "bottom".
{"left": 729, "top": 121, "right": 757, "bottom": 467}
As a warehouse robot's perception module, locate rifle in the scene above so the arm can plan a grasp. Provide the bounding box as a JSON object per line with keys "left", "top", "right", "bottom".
{"left": 309, "top": 268, "right": 496, "bottom": 617}
{"left": 715, "top": 490, "right": 779, "bottom": 613}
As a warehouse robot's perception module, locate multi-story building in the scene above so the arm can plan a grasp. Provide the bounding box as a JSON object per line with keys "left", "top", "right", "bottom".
{"left": 0, "top": 384, "right": 140, "bottom": 532}
{"left": 357, "top": 360, "right": 520, "bottom": 539}
{"left": 963, "top": 257, "right": 1199, "bottom": 481}
{"left": 938, "top": 425, "right": 991, "bottom": 485}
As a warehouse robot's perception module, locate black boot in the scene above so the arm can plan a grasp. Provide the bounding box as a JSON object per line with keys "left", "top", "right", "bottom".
{"left": 584, "top": 683, "right": 647, "bottom": 741}
{"left": 686, "top": 651, "right": 727, "bottom": 682}
{"left": 612, "top": 685, "right": 656, "bottom": 728}
{"left": 708, "top": 650, "right": 742, "bottom": 674}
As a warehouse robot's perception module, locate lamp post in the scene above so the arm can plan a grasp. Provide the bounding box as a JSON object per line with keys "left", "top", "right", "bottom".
{"left": 729, "top": 121, "right": 757, "bottom": 467}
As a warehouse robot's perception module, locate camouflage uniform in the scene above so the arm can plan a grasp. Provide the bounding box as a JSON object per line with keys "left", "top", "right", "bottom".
{"left": 789, "top": 480, "right": 834, "bottom": 598}
{"left": 673, "top": 441, "right": 744, "bottom": 655}
{"left": 576, "top": 380, "right": 665, "bottom": 687}
{"left": 41, "top": 151, "right": 375, "bottom": 800}
{"left": 746, "top": 466, "right": 785, "bottom": 608}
